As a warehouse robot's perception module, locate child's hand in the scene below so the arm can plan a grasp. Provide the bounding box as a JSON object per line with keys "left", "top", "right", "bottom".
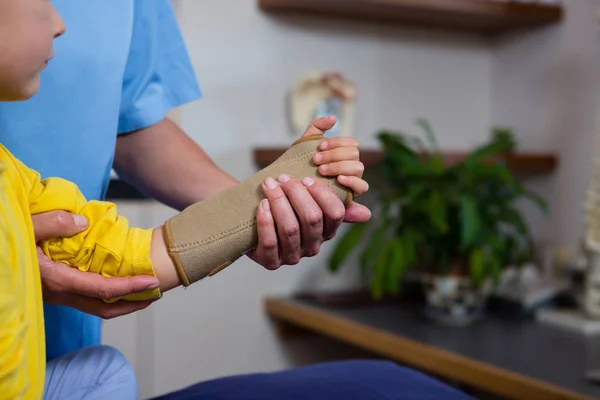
{"left": 313, "top": 137, "right": 369, "bottom": 197}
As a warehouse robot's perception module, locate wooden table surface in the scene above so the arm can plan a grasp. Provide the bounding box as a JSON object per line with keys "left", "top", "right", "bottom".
{"left": 265, "top": 296, "right": 600, "bottom": 400}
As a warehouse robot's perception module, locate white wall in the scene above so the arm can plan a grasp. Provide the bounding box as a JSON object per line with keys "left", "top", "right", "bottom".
{"left": 102, "top": 0, "right": 600, "bottom": 398}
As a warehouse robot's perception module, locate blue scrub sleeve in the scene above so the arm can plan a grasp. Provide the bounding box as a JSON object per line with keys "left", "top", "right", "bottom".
{"left": 118, "top": 0, "right": 202, "bottom": 134}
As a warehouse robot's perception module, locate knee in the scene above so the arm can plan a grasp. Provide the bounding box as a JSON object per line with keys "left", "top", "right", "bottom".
{"left": 96, "top": 345, "right": 136, "bottom": 377}
{"left": 86, "top": 345, "right": 138, "bottom": 396}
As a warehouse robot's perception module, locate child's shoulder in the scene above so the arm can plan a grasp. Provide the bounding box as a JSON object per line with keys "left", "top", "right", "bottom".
{"left": 0, "top": 144, "right": 12, "bottom": 172}
{"left": 0, "top": 144, "right": 29, "bottom": 183}
{"left": 0, "top": 143, "right": 20, "bottom": 166}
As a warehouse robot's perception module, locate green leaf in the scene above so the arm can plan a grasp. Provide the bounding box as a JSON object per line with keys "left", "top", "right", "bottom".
{"left": 385, "top": 232, "right": 417, "bottom": 294}
{"left": 385, "top": 238, "right": 403, "bottom": 294}
{"left": 460, "top": 195, "right": 480, "bottom": 249}
{"left": 378, "top": 132, "right": 418, "bottom": 159}
{"left": 463, "top": 163, "right": 513, "bottom": 188}
{"left": 524, "top": 188, "right": 549, "bottom": 214}
{"left": 460, "top": 136, "right": 512, "bottom": 168}
{"left": 491, "top": 126, "right": 517, "bottom": 152}
{"left": 417, "top": 118, "right": 440, "bottom": 153}
{"left": 377, "top": 131, "right": 440, "bottom": 179}
{"left": 428, "top": 190, "right": 447, "bottom": 233}
{"left": 360, "top": 220, "right": 392, "bottom": 277}
{"left": 469, "top": 248, "right": 485, "bottom": 286}
{"left": 407, "top": 183, "right": 428, "bottom": 201}
{"left": 417, "top": 118, "right": 445, "bottom": 172}
{"left": 402, "top": 135, "right": 428, "bottom": 154}
{"left": 328, "top": 222, "right": 369, "bottom": 273}
{"left": 385, "top": 242, "right": 399, "bottom": 294}
{"left": 486, "top": 233, "right": 507, "bottom": 287}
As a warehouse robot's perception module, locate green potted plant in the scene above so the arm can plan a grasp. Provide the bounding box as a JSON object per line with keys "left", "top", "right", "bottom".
{"left": 328, "top": 119, "right": 548, "bottom": 325}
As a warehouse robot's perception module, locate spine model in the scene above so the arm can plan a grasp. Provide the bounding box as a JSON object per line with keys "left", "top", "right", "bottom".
{"left": 583, "top": 124, "right": 600, "bottom": 318}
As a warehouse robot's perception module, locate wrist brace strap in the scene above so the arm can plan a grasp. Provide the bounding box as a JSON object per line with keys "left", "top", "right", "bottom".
{"left": 163, "top": 134, "right": 353, "bottom": 286}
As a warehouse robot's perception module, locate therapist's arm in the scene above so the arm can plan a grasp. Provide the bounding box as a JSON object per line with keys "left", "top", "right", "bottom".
{"left": 113, "top": 117, "right": 372, "bottom": 269}
{"left": 114, "top": 118, "right": 237, "bottom": 211}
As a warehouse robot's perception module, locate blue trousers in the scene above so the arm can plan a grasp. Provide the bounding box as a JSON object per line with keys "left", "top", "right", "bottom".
{"left": 44, "top": 345, "right": 137, "bottom": 400}
{"left": 152, "top": 360, "right": 474, "bottom": 400}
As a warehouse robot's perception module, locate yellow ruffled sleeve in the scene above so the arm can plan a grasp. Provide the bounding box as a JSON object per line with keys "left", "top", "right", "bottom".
{"left": 12, "top": 153, "right": 160, "bottom": 302}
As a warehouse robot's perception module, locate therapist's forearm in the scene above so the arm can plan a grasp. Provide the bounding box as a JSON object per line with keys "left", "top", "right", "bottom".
{"left": 114, "top": 118, "right": 238, "bottom": 211}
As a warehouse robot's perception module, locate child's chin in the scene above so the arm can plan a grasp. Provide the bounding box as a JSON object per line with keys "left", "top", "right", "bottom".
{"left": 16, "top": 80, "right": 41, "bottom": 101}
{"left": 0, "top": 87, "right": 37, "bottom": 102}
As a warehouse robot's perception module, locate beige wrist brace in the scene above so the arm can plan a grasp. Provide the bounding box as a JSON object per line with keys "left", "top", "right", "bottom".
{"left": 163, "top": 134, "right": 353, "bottom": 286}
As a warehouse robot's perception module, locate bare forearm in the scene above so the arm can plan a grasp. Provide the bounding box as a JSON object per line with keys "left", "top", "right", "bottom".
{"left": 114, "top": 118, "right": 238, "bottom": 211}
{"left": 150, "top": 226, "right": 181, "bottom": 292}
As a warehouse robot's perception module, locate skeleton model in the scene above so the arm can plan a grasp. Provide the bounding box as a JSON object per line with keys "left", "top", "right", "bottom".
{"left": 533, "top": 9, "right": 600, "bottom": 333}
{"left": 582, "top": 124, "right": 600, "bottom": 319}
{"left": 581, "top": 4, "right": 600, "bottom": 320}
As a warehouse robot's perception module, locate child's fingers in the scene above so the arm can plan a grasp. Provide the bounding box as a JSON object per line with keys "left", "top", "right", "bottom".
{"left": 301, "top": 116, "right": 337, "bottom": 137}
{"left": 338, "top": 175, "right": 369, "bottom": 197}
{"left": 319, "top": 137, "right": 359, "bottom": 150}
{"left": 318, "top": 160, "right": 364, "bottom": 178}
{"left": 313, "top": 147, "right": 360, "bottom": 165}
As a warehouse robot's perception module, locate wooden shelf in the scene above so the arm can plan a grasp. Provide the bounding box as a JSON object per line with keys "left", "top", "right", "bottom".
{"left": 258, "top": 0, "right": 563, "bottom": 35}
{"left": 253, "top": 147, "right": 558, "bottom": 174}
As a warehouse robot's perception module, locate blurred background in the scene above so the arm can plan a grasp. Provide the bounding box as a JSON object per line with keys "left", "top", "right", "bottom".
{"left": 103, "top": 0, "right": 600, "bottom": 398}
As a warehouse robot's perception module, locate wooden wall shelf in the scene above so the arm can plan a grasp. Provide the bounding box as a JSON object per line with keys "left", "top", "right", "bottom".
{"left": 258, "top": 0, "right": 563, "bottom": 35}
{"left": 253, "top": 147, "right": 558, "bottom": 174}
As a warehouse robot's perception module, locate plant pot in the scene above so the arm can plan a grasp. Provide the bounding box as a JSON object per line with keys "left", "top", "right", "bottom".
{"left": 422, "top": 274, "right": 489, "bottom": 326}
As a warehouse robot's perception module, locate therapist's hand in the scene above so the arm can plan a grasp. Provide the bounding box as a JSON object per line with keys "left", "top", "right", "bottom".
{"left": 32, "top": 211, "right": 160, "bottom": 319}
{"left": 247, "top": 116, "right": 371, "bottom": 270}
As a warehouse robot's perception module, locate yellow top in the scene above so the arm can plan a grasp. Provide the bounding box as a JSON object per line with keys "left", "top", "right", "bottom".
{"left": 0, "top": 144, "right": 159, "bottom": 399}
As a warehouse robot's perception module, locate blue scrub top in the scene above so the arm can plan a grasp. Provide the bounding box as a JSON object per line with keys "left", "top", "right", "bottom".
{"left": 0, "top": 0, "right": 201, "bottom": 360}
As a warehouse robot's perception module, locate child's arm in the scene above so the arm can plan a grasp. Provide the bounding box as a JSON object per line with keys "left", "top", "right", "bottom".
{"left": 26, "top": 175, "right": 160, "bottom": 302}
{"left": 4, "top": 147, "right": 161, "bottom": 302}
{"left": 15, "top": 134, "right": 366, "bottom": 302}
{"left": 148, "top": 132, "right": 369, "bottom": 292}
